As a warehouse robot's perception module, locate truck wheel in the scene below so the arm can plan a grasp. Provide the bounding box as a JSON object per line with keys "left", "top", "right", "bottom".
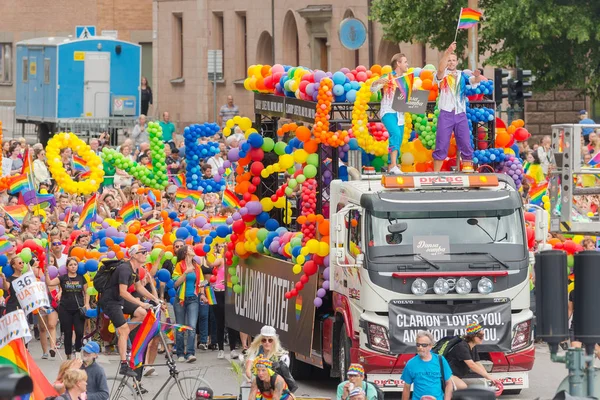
{"left": 502, "top": 389, "right": 521, "bottom": 395}
{"left": 338, "top": 325, "right": 351, "bottom": 382}
{"left": 289, "top": 352, "right": 311, "bottom": 380}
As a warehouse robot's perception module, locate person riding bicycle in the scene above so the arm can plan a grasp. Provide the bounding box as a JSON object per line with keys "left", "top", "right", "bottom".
{"left": 444, "top": 322, "right": 502, "bottom": 390}
{"left": 248, "top": 358, "right": 294, "bottom": 400}
{"left": 98, "top": 244, "right": 162, "bottom": 377}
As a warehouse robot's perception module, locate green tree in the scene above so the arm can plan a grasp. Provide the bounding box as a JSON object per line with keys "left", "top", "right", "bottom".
{"left": 371, "top": 0, "right": 600, "bottom": 97}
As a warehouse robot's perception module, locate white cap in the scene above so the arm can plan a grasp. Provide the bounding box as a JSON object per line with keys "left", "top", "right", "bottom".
{"left": 260, "top": 325, "right": 277, "bottom": 337}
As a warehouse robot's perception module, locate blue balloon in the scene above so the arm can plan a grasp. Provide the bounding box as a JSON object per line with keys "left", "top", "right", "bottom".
{"left": 85, "top": 259, "right": 99, "bottom": 272}
{"left": 256, "top": 212, "right": 270, "bottom": 225}
{"left": 3, "top": 265, "right": 13, "bottom": 277}
{"left": 176, "top": 228, "right": 189, "bottom": 239}
{"left": 168, "top": 288, "right": 177, "bottom": 298}
{"left": 216, "top": 225, "right": 230, "bottom": 238}
{"left": 166, "top": 279, "right": 175, "bottom": 289}
{"left": 157, "top": 269, "right": 171, "bottom": 283}
{"left": 77, "top": 263, "right": 86, "bottom": 276}
{"left": 86, "top": 308, "right": 98, "bottom": 318}
{"left": 265, "top": 219, "right": 279, "bottom": 231}
{"left": 0, "top": 254, "right": 8, "bottom": 267}
{"left": 332, "top": 71, "right": 346, "bottom": 85}
{"left": 348, "top": 137, "right": 359, "bottom": 150}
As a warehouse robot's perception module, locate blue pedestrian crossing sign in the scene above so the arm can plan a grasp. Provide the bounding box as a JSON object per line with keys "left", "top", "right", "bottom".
{"left": 76, "top": 26, "right": 96, "bottom": 39}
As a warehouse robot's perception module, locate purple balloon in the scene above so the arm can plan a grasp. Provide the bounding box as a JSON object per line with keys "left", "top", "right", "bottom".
{"left": 0, "top": 277, "right": 3, "bottom": 287}
{"left": 323, "top": 255, "right": 330, "bottom": 267}
{"left": 107, "top": 251, "right": 116, "bottom": 258}
{"left": 141, "top": 242, "right": 153, "bottom": 251}
{"left": 317, "top": 288, "right": 327, "bottom": 298}
{"left": 314, "top": 297, "right": 323, "bottom": 308}
{"left": 217, "top": 167, "right": 225, "bottom": 175}
{"left": 323, "top": 267, "right": 330, "bottom": 280}
{"left": 314, "top": 70, "right": 326, "bottom": 82}
{"left": 322, "top": 280, "right": 330, "bottom": 290}
{"left": 101, "top": 222, "right": 109, "bottom": 229}
{"left": 228, "top": 148, "right": 240, "bottom": 162}
{"left": 239, "top": 207, "right": 248, "bottom": 216}
{"left": 195, "top": 216, "right": 207, "bottom": 227}
{"left": 58, "top": 265, "right": 68, "bottom": 276}
{"left": 232, "top": 212, "right": 242, "bottom": 221}
{"left": 193, "top": 256, "right": 202, "bottom": 264}
{"left": 246, "top": 201, "right": 263, "bottom": 216}
{"left": 223, "top": 160, "right": 231, "bottom": 169}
{"left": 0, "top": 226, "right": 5, "bottom": 236}
{"left": 106, "top": 227, "right": 118, "bottom": 237}
{"left": 202, "top": 223, "right": 212, "bottom": 230}
{"left": 213, "top": 174, "right": 222, "bottom": 182}
{"left": 59, "top": 213, "right": 65, "bottom": 220}
{"left": 48, "top": 266, "right": 59, "bottom": 279}
{"left": 95, "top": 215, "right": 103, "bottom": 223}
{"left": 269, "top": 242, "right": 279, "bottom": 253}
{"left": 226, "top": 217, "right": 234, "bottom": 225}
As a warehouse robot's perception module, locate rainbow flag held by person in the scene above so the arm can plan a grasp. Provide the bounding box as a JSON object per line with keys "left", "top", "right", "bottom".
{"left": 76, "top": 194, "right": 97, "bottom": 228}
{"left": 79, "top": 170, "right": 92, "bottom": 179}
{"left": 0, "top": 239, "right": 13, "bottom": 254}
{"left": 458, "top": 7, "right": 482, "bottom": 29}
{"left": 20, "top": 149, "right": 32, "bottom": 175}
{"left": 4, "top": 205, "right": 28, "bottom": 226}
{"left": 130, "top": 308, "right": 161, "bottom": 369}
{"left": 171, "top": 173, "right": 186, "bottom": 188}
{"left": 205, "top": 286, "right": 216, "bottom": 305}
{"left": 395, "top": 73, "right": 414, "bottom": 103}
{"left": 0, "top": 339, "right": 59, "bottom": 400}
{"left": 210, "top": 216, "right": 228, "bottom": 226}
{"left": 31, "top": 193, "right": 56, "bottom": 211}
{"left": 588, "top": 152, "right": 600, "bottom": 167}
{"left": 222, "top": 188, "right": 240, "bottom": 208}
{"left": 72, "top": 155, "right": 88, "bottom": 172}
{"left": 176, "top": 188, "right": 201, "bottom": 205}
{"left": 529, "top": 182, "right": 548, "bottom": 206}
{"left": 161, "top": 315, "right": 175, "bottom": 342}
{"left": 120, "top": 201, "right": 140, "bottom": 223}
{"left": 9, "top": 174, "right": 29, "bottom": 194}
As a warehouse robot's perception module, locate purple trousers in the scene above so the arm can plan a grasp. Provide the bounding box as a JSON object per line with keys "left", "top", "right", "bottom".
{"left": 433, "top": 110, "right": 473, "bottom": 161}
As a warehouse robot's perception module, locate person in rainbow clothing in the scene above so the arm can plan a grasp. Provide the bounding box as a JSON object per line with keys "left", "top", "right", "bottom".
{"left": 433, "top": 42, "right": 482, "bottom": 173}
{"left": 248, "top": 357, "right": 292, "bottom": 400}
{"left": 371, "top": 53, "right": 410, "bottom": 175}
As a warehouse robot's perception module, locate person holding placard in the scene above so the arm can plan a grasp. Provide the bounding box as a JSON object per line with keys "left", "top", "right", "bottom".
{"left": 1, "top": 256, "right": 27, "bottom": 314}
{"left": 433, "top": 42, "right": 482, "bottom": 173}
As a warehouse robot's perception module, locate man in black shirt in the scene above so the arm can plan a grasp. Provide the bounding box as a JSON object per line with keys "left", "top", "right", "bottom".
{"left": 446, "top": 322, "right": 501, "bottom": 390}
{"left": 99, "top": 244, "right": 162, "bottom": 376}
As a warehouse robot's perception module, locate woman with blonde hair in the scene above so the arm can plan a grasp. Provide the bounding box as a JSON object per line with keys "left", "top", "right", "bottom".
{"left": 53, "top": 359, "right": 83, "bottom": 394}
{"left": 244, "top": 325, "right": 290, "bottom": 381}
{"left": 59, "top": 368, "right": 88, "bottom": 400}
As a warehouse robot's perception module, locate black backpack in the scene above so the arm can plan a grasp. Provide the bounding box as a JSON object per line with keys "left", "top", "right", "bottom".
{"left": 363, "top": 373, "right": 384, "bottom": 400}
{"left": 273, "top": 360, "right": 298, "bottom": 393}
{"left": 432, "top": 335, "right": 463, "bottom": 357}
{"left": 93, "top": 259, "right": 124, "bottom": 294}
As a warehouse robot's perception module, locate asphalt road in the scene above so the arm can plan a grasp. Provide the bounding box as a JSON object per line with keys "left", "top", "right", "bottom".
{"left": 29, "top": 339, "right": 576, "bottom": 400}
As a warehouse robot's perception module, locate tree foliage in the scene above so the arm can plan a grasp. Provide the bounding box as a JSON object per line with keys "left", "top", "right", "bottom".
{"left": 371, "top": 0, "right": 600, "bottom": 97}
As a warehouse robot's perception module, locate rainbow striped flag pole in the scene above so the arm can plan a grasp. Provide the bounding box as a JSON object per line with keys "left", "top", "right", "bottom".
{"left": 454, "top": 7, "right": 482, "bottom": 42}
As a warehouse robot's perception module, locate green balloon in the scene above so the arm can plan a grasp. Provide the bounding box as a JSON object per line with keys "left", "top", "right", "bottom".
{"left": 262, "top": 137, "right": 275, "bottom": 152}
{"left": 164, "top": 251, "right": 173, "bottom": 260}
{"left": 257, "top": 228, "right": 268, "bottom": 242}
{"left": 372, "top": 157, "right": 384, "bottom": 172}
{"left": 306, "top": 153, "right": 319, "bottom": 167}
{"left": 233, "top": 284, "right": 242, "bottom": 294}
{"left": 196, "top": 198, "right": 205, "bottom": 211}
{"left": 20, "top": 248, "right": 32, "bottom": 263}
{"left": 150, "top": 248, "right": 162, "bottom": 262}
{"left": 296, "top": 174, "right": 306, "bottom": 184}
{"left": 303, "top": 165, "right": 317, "bottom": 179}
{"left": 231, "top": 255, "right": 239, "bottom": 267}
{"left": 288, "top": 179, "right": 298, "bottom": 189}
{"left": 231, "top": 276, "right": 239, "bottom": 285}
{"left": 285, "top": 187, "right": 294, "bottom": 196}
{"left": 274, "top": 142, "right": 287, "bottom": 156}
{"left": 228, "top": 267, "right": 236, "bottom": 276}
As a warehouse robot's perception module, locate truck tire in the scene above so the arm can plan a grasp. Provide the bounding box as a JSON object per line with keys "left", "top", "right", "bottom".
{"left": 338, "top": 325, "right": 351, "bottom": 382}
{"left": 289, "top": 352, "right": 311, "bottom": 380}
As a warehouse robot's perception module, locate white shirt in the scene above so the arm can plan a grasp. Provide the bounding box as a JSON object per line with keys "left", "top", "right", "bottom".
{"left": 207, "top": 156, "right": 224, "bottom": 172}
{"left": 434, "top": 69, "right": 479, "bottom": 114}
{"left": 371, "top": 74, "right": 405, "bottom": 125}
{"left": 537, "top": 146, "right": 552, "bottom": 175}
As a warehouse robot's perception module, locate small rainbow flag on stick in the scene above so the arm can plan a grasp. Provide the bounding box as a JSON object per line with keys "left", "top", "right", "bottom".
{"left": 72, "top": 155, "right": 88, "bottom": 171}
{"left": 395, "top": 73, "right": 414, "bottom": 103}
{"left": 176, "top": 188, "right": 201, "bottom": 205}
{"left": 8, "top": 174, "right": 29, "bottom": 194}
{"left": 205, "top": 286, "right": 216, "bottom": 305}
{"left": 529, "top": 182, "right": 548, "bottom": 206}
{"left": 171, "top": 173, "right": 186, "bottom": 187}
{"left": 210, "top": 216, "right": 228, "bottom": 226}
{"left": 458, "top": 7, "right": 482, "bottom": 29}
{"left": 20, "top": 149, "right": 32, "bottom": 175}
{"left": 3, "top": 205, "right": 28, "bottom": 226}
{"left": 222, "top": 188, "right": 240, "bottom": 208}
{"left": 76, "top": 194, "right": 97, "bottom": 228}
{"left": 0, "top": 239, "right": 13, "bottom": 254}
{"left": 120, "top": 201, "right": 140, "bottom": 223}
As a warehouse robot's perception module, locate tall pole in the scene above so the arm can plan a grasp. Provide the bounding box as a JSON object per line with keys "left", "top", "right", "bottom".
{"left": 467, "top": 0, "right": 478, "bottom": 70}
{"left": 271, "top": 0, "right": 275, "bottom": 64}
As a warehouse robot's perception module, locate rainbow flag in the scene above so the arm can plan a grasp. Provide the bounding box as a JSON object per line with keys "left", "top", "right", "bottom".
{"left": 171, "top": 173, "right": 186, "bottom": 187}
{"left": 64, "top": 207, "right": 72, "bottom": 223}
{"left": 458, "top": 7, "right": 482, "bottom": 29}
{"left": 210, "top": 216, "right": 228, "bottom": 226}
{"left": 395, "top": 73, "right": 414, "bottom": 102}
{"left": 0, "top": 339, "right": 58, "bottom": 400}
{"left": 80, "top": 170, "right": 92, "bottom": 179}
{"left": 222, "top": 188, "right": 240, "bottom": 208}
{"left": 205, "top": 286, "right": 216, "bottom": 305}
{"left": 523, "top": 161, "right": 531, "bottom": 174}
{"left": 9, "top": 174, "right": 29, "bottom": 194}
{"left": 130, "top": 308, "right": 160, "bottom": 369}
{"left": 0, "top": 239, "right": 13, "bottom": 254}
{"left": 76, "top": 193, "right": 97, "bottom": 228}
{"left": 161, "top": 314, "right": 175, "bottom": 342}
{"left": 142, "top": 221, "right": 163, "bottom": 238}
{"left": 4, "top": 205, "right": 28, "bottom": 226}
{"left": 72, "top": 155, "right": 88, "bottom": 171}
{"left": 120, "top": 201, "right": 140, "bottom": 223}
{"left": 530, "top": 182, "right": 548, "bottom": 206}
{"left": 588, "top": 151, "right": 600, "bottom": 167}
{"left": 32, "top": 193, "right": 55, "bottom": 210}
{"left": 176, "top": 187, "right": 201, "bottom": 205}
{"left": 20, "top": 149, "right": 32, "bottom": 175}
{"left": 295, "top": 295, "right": 302, "bottom": 321}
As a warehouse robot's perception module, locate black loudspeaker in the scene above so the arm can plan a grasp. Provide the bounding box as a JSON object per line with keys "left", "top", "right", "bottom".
{"left": 535, "top": 250, "right": 569, "bottom": 353}
{"left": 574, "top": 250, "right": 600, "bottom": 355}
{"left": 452, "top": 388, "right": 496, "bottom": 400}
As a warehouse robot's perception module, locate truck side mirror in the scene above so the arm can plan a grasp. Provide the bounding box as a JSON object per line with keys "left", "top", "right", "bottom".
{"left": 535, "top": 208, "right": 548, "bottom": 242}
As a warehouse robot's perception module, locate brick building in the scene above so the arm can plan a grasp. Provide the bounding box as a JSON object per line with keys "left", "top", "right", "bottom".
{"left": 152, "top": 0, "right": 451, "bottom": 128}
{"left": 0, "top": 0, "right": 153, "bottom": 103}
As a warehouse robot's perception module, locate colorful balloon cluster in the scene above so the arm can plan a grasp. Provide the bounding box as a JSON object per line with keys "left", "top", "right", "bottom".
{"left": 351, "top": 77, "right": 388, "bottom": 156}
{"left": 410, "top": 67, "right": 440, "bottom": 101}
{"left": 222, "top": 116, "right": 255, "bottom": 138}
{"left": 495, "top": 119, "right": 530, "bottom": 148}
{"left": 183, "top": 122, "right": 226, "bottom": 192}
{"left": 101, "top": 122, "right": 168, "bottom": 190}
{"left": 47, "top": 132, "right": 105, "bottom": 194}
{"left": 411, "top": 110, "right": 440, "bottom": 150}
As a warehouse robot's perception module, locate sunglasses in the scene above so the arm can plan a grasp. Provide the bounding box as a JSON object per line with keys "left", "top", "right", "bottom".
{"left": 52, "top": 241, "right": 62, "bottom": 246}
{"left": 416, "top": 343, "right": 431, "bottom": 348}
{"left": 138, "top": 251, "right": 148, "bottom": 255}
{"left": 261, "top": 338, "right": 274, "bottom": 344}
{"left": 15, "top": 260, "right": 23, "bottom": 265}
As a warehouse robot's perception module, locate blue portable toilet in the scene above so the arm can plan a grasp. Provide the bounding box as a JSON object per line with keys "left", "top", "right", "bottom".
{"left": 15, "top": 36, "right": 141, "bottom": 142}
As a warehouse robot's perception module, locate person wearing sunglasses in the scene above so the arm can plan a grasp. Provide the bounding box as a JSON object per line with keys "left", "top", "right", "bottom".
{"left": 49, "top": 230, "right": 68, "bottom": 268}
{"left": 445, "top": 322, "right": 502, "bottom": 390}
{"left": 401, "top": 330, "right": 453, "bottom": 400}
{"left": 244, "top": 326, "right": 290, "bottom": 382}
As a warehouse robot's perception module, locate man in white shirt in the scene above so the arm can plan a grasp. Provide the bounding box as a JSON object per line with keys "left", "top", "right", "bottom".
{"left": 371, "top": 53, "right": 410, "bottom": 174}
{"left": 433, "top": 42, "right": 481, "bottom": 173}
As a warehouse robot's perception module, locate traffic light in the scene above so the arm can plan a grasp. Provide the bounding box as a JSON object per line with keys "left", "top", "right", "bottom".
{"left": 516, "top": 69, "right": 533, "bottom": 101}
{"left": 493, "top": 68, "right": 510, "bottom": 105}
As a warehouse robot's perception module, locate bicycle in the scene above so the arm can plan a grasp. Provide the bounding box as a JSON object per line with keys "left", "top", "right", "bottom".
{"left": 107, "top": 306, "right": 212, "bottom": 400}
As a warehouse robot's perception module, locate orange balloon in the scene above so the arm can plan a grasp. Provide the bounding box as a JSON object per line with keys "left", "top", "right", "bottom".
{"left": 162, "top": 233, "right": 172, "bottom": 246}
{"left": 414, "top": 162, "right": 428, "bottom": 172}
{"left": 154, "top": 244, "right": 166, "bottom": 251}
{"left": 304, "top": 140, "right": 319, "bottom": 154}
{"left": 297, "top": 216, "right": 307, "bottom": 224}
{"left": 124, "top": 233, "right": 138, "bottom": 247}
{"left": 421, "top": 79, "right": 433, "bottom": 90}
{"left": 116, "top": 251, "right": 124, "bottom": 259}
{"left": 71, "top": 247, "right": 85, "bottom": 261}
{"left": 105, "top": 238, "right": 114, "bottom": 247}
{"left": 320, "top": 235, "right": 330, "bottom": 244}
{"left": 513, "top": 119, "right": 525, "bottom": 128}
{"left": 507, "top": 125, "right": 517, "bottom": 135}
{"left": 296, "top": 126, "right": 311, "bottom": 142}
{"left": 370, "top": 64, "right": 382, "bottom": 76}
{"left": 420, "top": 70, "right": 434, "bottom": 82}
{"left": 427, "top": 89, "right": 438, "bottom": 101}
{"left": 137, "top": 188, "right": 145, "bottom": 195}
{"left": 448, "top": 137, "right": 457, "bottom": 158}
{"left": 318, "top": 220, "right": 330, "bottom": 236}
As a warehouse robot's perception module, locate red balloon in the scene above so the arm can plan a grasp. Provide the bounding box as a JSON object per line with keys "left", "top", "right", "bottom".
{"left": 290, "top": 288, "right": 298, "bottom": 297}
{"left": 300, "top": 274, "right": 309, "bottom": 284}
{"left": 303, "top": 260, "right": 318, "bottom": 276}
{"left": 232, "top": 220, "right": 246, "bottom": 234}
{"left": 295, "top": 281, "right": 304, "bottom": 291}
{"left": 250, "top": 161, "right": 264, "bottom": 176}
{"left": 243, "top": 192, "right": 252, "bottom": 201}
{"left": 284, "top": 292, "right": 292, "bottom": 299}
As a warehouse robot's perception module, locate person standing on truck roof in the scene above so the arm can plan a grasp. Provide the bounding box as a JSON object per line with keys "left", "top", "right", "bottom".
{"left": 433, "top": 42, "right": 482, "bottom": 173}
{"left": 445, "top": 322, "right": 502, "bottom": 390}
{"left": 401, "top": 330, "right": 453, "bottom": 400}
{"left": 337, "top": 364, "right": 378, "bottom": 400}
{"left": 370, "top": 53, "right": 410, "bottom": 175}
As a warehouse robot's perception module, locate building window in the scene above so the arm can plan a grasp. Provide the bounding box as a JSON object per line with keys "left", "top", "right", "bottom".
{"left": 172, "top": 13, "right": 184, "bottom": 79}
{"left": 0, "top": 43, "right": 11, "bottom": 83}
{"left": 44, "top": 58, "right": 50, "bottom": 84}
{"left": 22, "top": 57, "right": 28, "bottom": 82}
{"left": 235, "top": 12, "right": 248, "bottom": 78}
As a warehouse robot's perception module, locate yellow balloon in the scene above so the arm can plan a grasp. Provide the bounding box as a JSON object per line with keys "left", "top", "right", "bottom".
{"left": 292, "top": 264, "right": 302, "bottom": 274}
{"left": 260, "top": 198, "right": 274, "bottom": 212}
{"left": 239, "top": 117, "right": 253, "bottom": 131}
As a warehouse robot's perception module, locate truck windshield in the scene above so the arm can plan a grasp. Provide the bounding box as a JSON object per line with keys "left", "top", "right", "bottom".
{"left": 368, "top": 209, "right": 524, "bottom": 247}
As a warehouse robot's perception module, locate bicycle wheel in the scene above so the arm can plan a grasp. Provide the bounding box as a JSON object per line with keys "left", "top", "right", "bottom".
{"left": 164, "top": 376, "right": 212, "bottom": 400}
{"left": 107, "top": 377, "right": 137, "bottom": 400}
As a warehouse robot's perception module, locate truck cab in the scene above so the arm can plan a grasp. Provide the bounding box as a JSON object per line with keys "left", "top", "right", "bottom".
{"left": 326, "top": 172, "right": 534, "bottom": 393}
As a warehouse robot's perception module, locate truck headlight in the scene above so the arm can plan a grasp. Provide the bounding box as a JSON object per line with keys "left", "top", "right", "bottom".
{"left": 433, "top": 278, "right": 450, "bottom": 295}
{"left": 367, "top": 322, "right": 390, "bottom": 353}
{"left": 411, "top": 278, "right": 428, "bottom": 296}
{"left": 455, "top": 277, "right": 472, "bottom": 294}
{"left": 478, "top": 277, "right": 494, "bottom": 294}
{"left": 512, "top": 319, "right": 533, "bottom": 352}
